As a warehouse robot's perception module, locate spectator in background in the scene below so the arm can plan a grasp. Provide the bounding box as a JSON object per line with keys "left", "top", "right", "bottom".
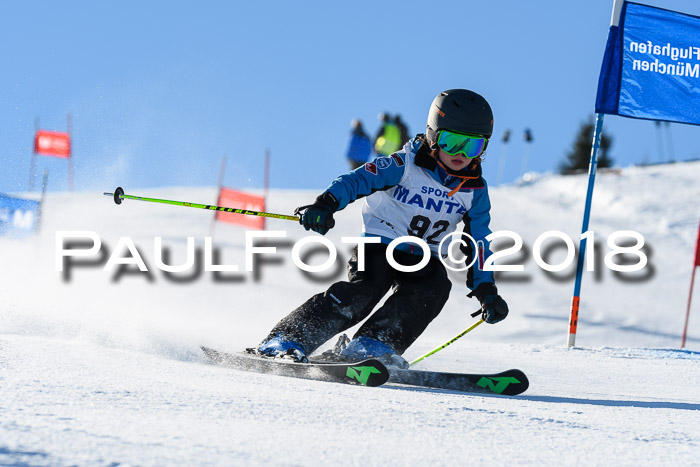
{"left": 345, "top": 119, "right": 372, "bottom": 170}
{"left": 373, "top": 113, "right": 402, "bottom": 156}
{"left": 394, "top": 114, "right": 410, "bottom": 147}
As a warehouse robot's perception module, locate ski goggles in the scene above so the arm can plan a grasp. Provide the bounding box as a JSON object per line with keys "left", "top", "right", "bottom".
{"left": 437, "top": 130, "right": 488, "bottom": 159}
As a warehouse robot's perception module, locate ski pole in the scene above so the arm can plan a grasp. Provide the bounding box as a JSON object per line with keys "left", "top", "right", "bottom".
{"left": 104, "top": 186, "right": 300, "bottom": 222}
{"left": 409, "top": 317, "right": 484, "bottom": 367}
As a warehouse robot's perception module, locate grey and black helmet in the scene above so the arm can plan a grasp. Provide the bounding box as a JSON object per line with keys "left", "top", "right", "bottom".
{"left": 426, "top": 89, "right": 494, "bottom": 142}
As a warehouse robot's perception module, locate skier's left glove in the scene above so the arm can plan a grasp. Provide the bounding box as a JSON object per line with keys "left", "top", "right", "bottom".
{"left": 468, "top": 283, "right": 509, "bottom": 324}
{"left": 295, "top": 192, "right": 339, "bottom": 235}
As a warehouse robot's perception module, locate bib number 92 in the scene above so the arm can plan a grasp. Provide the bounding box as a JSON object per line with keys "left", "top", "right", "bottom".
{"left": 408, "top": 215, "right": 450, "bottom": 245}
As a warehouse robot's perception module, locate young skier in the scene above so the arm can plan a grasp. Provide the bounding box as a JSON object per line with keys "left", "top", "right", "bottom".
{"left": 256, "top": 89, "right": 509, "bottom": 367}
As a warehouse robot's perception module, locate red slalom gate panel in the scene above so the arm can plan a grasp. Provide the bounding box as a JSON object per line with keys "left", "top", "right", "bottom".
{"left": 215, "top": 187, "right": 266, "bottom": 230}
{"left": 35, "top": 130, "right": 71, "bottom": 158}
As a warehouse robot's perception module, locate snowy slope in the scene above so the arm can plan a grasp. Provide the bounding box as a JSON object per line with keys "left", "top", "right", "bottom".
{"left": 2, "top": 162, "right": 699, "bottom": 466}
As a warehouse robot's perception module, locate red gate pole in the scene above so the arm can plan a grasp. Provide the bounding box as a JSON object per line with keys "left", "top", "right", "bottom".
{"left": 681, "top": 219, "right": 700, "bottom": 348}
{"left": 263, "top": 148, "right": 270, "bottom": 230}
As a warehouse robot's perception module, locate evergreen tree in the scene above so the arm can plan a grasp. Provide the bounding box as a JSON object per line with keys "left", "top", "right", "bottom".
{"left": 560, "top": 118, "right": 614, "bottom": 173}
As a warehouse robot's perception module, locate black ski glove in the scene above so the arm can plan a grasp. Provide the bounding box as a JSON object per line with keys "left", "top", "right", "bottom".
{"left": 295, "top": 192, "right": 339, "bottom": 235}
{"left": 468, "top": 283, "right": 509, "bottom": 324}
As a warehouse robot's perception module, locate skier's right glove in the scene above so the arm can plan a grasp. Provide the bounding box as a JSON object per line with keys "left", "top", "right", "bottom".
{"left": 468, "top": 283, "right": 509, "bottom": 324}
{"left": 295, "top": 192, "right": 339, "bottom": 235}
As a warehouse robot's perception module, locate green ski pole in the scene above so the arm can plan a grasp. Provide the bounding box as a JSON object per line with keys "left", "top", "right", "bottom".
{"left": 104, "top": 186, "right": 300, "bottom": 222}
{"left": 409, "top": 318, "right": 484, "bottom": 367}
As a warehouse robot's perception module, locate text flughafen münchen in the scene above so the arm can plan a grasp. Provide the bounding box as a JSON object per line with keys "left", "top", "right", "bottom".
{"left": 629, "top": 40, "right": 700, "bottom": 77}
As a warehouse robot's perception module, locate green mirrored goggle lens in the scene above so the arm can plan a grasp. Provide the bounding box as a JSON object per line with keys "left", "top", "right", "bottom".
{"left": 437, "top": 131, "right": 487, "bottom": 158}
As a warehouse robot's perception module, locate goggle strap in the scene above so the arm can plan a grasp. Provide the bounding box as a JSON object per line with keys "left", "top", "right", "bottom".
{"left": 435, "top": 159, "right": 481, "bottom": 197}
{"left": 448, "top": 179, "right": 468, "bottom": 197}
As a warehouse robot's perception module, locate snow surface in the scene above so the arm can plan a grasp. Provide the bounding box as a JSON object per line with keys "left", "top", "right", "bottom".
{"left": 2, "top": 162, "right": 700, "bottom": 466}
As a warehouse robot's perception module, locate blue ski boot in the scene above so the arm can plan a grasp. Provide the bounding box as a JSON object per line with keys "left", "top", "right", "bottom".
{"left": 340, "top": 336, "right": 409, "bottom": 369}
{"left": 257, "top": 335, "right": 308, "bottom": 363}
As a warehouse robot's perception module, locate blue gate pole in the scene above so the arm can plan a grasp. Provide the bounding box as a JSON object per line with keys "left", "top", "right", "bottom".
{"left": 568, "top": 113, "right": 605, "bottom": 348}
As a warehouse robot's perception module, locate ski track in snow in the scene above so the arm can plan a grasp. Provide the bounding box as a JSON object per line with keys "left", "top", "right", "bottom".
{"left": 1, "top": 162, "right": 700, "bottom": 466}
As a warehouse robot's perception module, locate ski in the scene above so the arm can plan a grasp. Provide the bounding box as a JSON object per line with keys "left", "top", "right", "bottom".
{"left": 200, "top": 346, "right": 390, "bottom": 387}
{"left": 387, "top": 367, "right": 529, "bottom": 396}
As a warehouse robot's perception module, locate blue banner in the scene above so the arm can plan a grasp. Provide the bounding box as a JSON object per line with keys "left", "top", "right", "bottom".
{"left": 596, "top": 2, "right": 700, "bottom": 125}
{"left": 0, "top": 194, "right": 40, "bottom": 237}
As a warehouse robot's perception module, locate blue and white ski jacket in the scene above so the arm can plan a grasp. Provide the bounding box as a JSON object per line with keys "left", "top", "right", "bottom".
{"left": 324, "top": 137, "right": 495, "bottom": 291}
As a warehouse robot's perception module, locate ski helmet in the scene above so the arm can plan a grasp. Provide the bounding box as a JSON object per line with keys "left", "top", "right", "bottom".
{"left": 426, "top": 89, "right": 494, "bottom": 141}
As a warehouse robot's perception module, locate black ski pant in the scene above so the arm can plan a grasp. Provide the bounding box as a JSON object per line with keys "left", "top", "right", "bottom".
{"left": 264, "top": 243, "right": 452, "bottom": 355}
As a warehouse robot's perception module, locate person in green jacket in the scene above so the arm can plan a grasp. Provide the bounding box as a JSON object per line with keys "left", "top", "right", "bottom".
{"left": 374, "top": 113, "right": 402, "bottom": 155}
